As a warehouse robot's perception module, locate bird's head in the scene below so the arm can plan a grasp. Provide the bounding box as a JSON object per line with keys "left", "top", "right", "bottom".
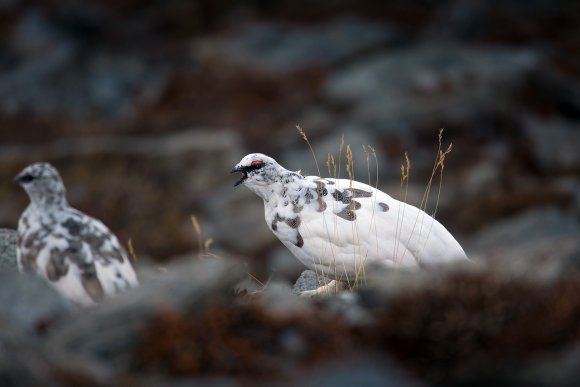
{"left": 231, "top": 153, "right": 286, "bottom": 198}
{"left": 15, "top": 162, "right": 67, "bottom": 208}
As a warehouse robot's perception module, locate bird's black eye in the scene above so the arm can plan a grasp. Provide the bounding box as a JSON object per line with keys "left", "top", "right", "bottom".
{"left": 17, "top": 174, "right": 35, "bottom": 184}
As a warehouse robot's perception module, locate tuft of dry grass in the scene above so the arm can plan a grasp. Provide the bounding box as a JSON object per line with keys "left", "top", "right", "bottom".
{"left": 191, "top": 215, "right": 216, "bottom": 258}
{"left": 296, "top": 126, "right": 455, "bottom": 292}
{"left": 296, "top": 125, "right": 334, "bottom": 291}
{"left": 399, "top": 128, "right": 453, "bottom": 263}
{"left": 295, "top": 127, "right": 454, "bottom": 292}
{"left": 394, "top": 152, "right": 411, "bottom": 264}
{"left": 296, "top": 125, "right": 321, "bottom": 177}
{"left": 127, "top": 238, "right": 138, "bottom": 263}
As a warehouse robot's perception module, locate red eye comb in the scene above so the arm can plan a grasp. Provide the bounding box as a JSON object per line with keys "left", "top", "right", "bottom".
{"left": 251, "top": 160, "right": 263, "bottom": 166}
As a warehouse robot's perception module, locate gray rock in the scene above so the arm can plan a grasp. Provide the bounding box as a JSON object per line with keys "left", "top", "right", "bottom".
{"left": 48, "top": 258, "right": 244, "bottom": 371}
{"left": 268, "top": 246, "right": 308, "bottom": 283}
{"left": 0, "top": 128, "right": 242, "bottom": 163}
{"left": 524, "top": 117, "right": 580, "bottom": 172}
{"left": 468, "top": 206, "right": 580, "bottom": 279}
{"left": 318, "top": 292, "right": 374, "bottom": 326}
{"left": 138, "top": 376, "right": 239, "bottom": 387}
{"left": 260, "top": 281, "right": 312, "bottom": 316}
{"left": 325, "top": 45, "right": 538, "bottom": 129}
{"left": 423, "top": 1, "right": 489, "bottom": 42}
{"left": 195, "top": 17, "right": 401, "bottom": 73}
{"left": 364, "top": 264, "right": 437, "bottom": 296}
{"left": 456, "top": 143, "right": 508, "bottom": 198}
{"left": 514, "top": 344, "right": 580, "bottom": 387}
{"left": 0, "top": 11, "right": 168, "bottom": 120}
{"left": 453, "top": 343, "right": 580, "bottom": 387}
{"left": 0, "top": 271, "right": 70, "bottom": 333}
{"left": 0, "top": 317, "right": 106, "bottom": 386}
{"left": 0, "top": 229, "right": 17, "bottom": 273}
{"left": 0, "top": 231, "right": 71, "bottom": 334}
{"left": 292, "top": 270, "right": 323, "bottom": 295}
{"left": 0, "top": 52, "right": 168, "bottom": 119}
{"left": 276, "top": 357, "right": 421, "bottom": 387}
{"left": 0, "top": 320, "right": 62, "bottom": 387}
{"left": 474, "top": 235, "right": 580, "bottom": 281}
{"left": 205, "top": 186, "right": 274, "bottom": 254}
{"left": 554, "top": 177, "right": 580, "bottom": 215}
{"left": 469, "top": 206, "right": 580, "bottom": 251}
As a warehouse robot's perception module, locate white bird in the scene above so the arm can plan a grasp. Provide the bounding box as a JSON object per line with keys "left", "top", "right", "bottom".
{"left": 15, "top": 162, "right": 139, "bottom": 306}
{"left": 232, "top": 153, "right": 468, "bottom": 296}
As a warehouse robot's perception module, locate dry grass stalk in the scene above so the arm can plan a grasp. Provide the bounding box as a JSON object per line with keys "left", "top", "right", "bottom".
{"left": 127, "top": 238, "right": 138, "bottom": 263}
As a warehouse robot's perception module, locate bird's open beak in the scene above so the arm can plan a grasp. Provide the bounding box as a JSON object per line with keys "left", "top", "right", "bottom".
{"left": 230, "top": 166, "right": 248, "bottom": 187}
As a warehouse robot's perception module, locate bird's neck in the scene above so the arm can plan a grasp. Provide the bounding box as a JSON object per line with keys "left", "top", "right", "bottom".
{"left": 28, "top": 191, "right": 69, "bottom": 212}
{"left": 254, "top": 169, "right": 306, "bottom": 204}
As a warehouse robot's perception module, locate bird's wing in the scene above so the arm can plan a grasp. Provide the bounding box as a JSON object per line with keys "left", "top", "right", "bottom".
{"left": 56, "top": 210, "right": 139, "bottom": 299}
{"left": 290, "top": 177, "right": 466, "bottom": 277}
{"left": 18, "top": 225, "right": 100, "bottom": 306}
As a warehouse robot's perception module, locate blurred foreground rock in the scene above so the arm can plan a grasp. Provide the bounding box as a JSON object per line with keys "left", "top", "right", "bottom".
{"left": 0, "top": 322, "right": 53, "bottom": 387}
{"left": 2, "top": 247, "right": 580, "bottom": 385}
{"left": 48, "top": 257, "right": 244, "bottom": 373}
{"left": 0, "top": 229, "right": 17, "bottom": 273}
{"left": 276, "top": 357, "right": 421, "bottom": 387}
{"left": 0, "top": 271, "right": 70, "bottom": 334}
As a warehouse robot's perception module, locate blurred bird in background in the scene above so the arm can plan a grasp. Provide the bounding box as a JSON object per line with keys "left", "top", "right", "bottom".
{"left": 15, "top": 162, "right": 139, "bottom": 306}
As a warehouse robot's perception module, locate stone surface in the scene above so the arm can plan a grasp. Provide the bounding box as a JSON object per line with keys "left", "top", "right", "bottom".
{"left": 268, "top": 245, "right": 308, "bottom": 282}
{"left": 0, "top": 8, "right": 168, "bottom": 120}
{"left": 195, "top": 17, "right": 401, "bottom": 73}
{"left": 48, "top": 258, "right": 244, "bottom": 371}
{"left": 0, "top": 271, "right": 71, "bottom": 333}
{"left": 325, "top": 45, "right": 538, "bottom": 128}
{"left": 259, "top": 281, "right": 312, "bottom": 316}
{"left": 524, "top": 117, "right": 580, "bottom": 172}
{"left": 468, "top": 206, "right": 580, "bottom": 252}
{"left": 205, "top": 186, "right": 275, "bottom": 254}
{"left": 0, "top": 229, "right": 17, "bottom": 273}
{"left": 0, "top": 320, "right": 62, "bottom": 387}
{"left": 277, "top": 357, "right": 421, "bottom": 387}
{"left": 292, "top": 270, "right": 323, "bottom": 295}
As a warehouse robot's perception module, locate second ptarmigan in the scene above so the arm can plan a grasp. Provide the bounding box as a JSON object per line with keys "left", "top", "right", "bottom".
{"left": 15, "top": 162, "right": 139, "bottom": 306}
{"left": 232, "top": 153, "right": 468, "bottom": 296}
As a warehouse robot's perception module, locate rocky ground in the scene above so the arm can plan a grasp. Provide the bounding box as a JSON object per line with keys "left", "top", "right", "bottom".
{"left": 2, "top": 233, "right": 580, "bottom": 386}
{"left": 0, "top": 0, "right": 579, "bottom": 385}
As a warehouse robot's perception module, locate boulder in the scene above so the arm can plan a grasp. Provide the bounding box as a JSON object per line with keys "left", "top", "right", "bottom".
{"left": 195, "top": 17, "right": 402, "bottom": 73}
{"left": 524, "top": 117, "right": 580, "bottom": 172}
{"left": 325, "top": 45, "right": 538, "bottom": 129}
{"left": 0, "top": 229, "right": 17, "bottom": 273}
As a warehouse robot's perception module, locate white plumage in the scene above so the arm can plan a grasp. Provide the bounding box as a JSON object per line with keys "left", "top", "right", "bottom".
{"left": 232, "top": 153, "right": 468, "bottom": 295}
{"left": 15, "top": 162, "right": 139, "bottom": 306}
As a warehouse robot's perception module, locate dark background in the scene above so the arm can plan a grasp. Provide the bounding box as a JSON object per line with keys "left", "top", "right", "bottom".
{"left": 1, "top": 0, "right": 579, "bottom": 279}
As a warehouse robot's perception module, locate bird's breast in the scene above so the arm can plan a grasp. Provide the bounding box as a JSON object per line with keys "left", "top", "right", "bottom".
{"left": 264, "top": 202, "right": 305, "bottom": 248}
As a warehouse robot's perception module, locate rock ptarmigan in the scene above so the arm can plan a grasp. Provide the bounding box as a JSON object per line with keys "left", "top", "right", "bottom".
{"left": 232, "top": 153, "right": 468, "bottom": 296}
{"left": 15, "top": 162, "right": 139, "bottom": 306}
